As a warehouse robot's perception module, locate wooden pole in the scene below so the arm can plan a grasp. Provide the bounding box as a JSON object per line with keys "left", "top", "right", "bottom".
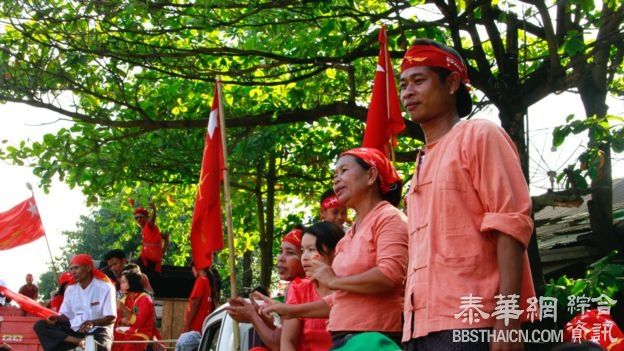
{"left": 26, "top": 183, "right": 59, "bottom": 281}
{"left": 382, "top": 25, "right": 397, "bottom": 163}
{"left": 215, "top": 78, "right": 240, "bottom": 351}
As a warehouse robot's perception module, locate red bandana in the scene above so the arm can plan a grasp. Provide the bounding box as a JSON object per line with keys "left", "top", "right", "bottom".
{"left": 401, "top": 44, "right": 469, "bottom": 86}
{"left": 341, "top": 147, "right": 401, "bottom": 194}
{"left": 134, "top": 207, "right": 148, "bottom": 217}
{"left": 281, "top": 228, "right": 303, "bottom": 250}
{"left": 321, "top": 194, "right": 342, "bottom": 210}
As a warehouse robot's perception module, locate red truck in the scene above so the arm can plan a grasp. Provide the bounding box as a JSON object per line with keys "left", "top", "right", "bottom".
{"left": 0, "top": 306, "right": 42, "bottom": 351}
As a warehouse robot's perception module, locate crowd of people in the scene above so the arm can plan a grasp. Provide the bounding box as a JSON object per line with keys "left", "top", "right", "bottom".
{"left": 226, "top": 39, "right": 537, "bottom": 351}
{"left": 5, "top": 38, "right": 544, "bottom": 351}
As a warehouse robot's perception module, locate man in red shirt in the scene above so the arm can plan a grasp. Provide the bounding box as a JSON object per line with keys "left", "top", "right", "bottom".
{"left": 182, "top": 262, "right": 213, "bottom": 333}
{"left": 18, "top": 273, "right": 38, "bottom": 300}
{"left": 134, "top": 203, "right": 163, "bottom": 273}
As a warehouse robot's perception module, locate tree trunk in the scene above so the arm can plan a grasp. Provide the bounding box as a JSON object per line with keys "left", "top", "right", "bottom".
{"left": 259, "top": 150, "right": 276, "bottom": 289}
{"left": 242, "top": 250, "right": 253, "bottom": 292}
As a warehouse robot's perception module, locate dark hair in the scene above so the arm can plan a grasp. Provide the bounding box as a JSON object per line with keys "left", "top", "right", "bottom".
{"left": 122, "top": 263, "right": 142, "bottom": 274}
{"left": 122, "top": 271, "right": 144, "bottom": 293}
{"left": 551, "top": 342, "right": 605, "bottom": 351}
{"left": 303, "top": 221, "right": 345, "bottom": 256}
{"left": 103, "top": 249, "right": 126, "bottom": 262}
{"left": 320, "top": 189, "right": 336, "bottom": 204}
{"left": 352, "top": 157, "right": 403, "bottom": 207}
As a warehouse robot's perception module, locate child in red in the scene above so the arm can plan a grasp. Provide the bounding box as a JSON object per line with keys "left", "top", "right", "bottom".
{"left": 281, "top": 221, "right": 344, "bottom": 351}
{"left": 113, "top": 271, "right": 155, "bottom": 351}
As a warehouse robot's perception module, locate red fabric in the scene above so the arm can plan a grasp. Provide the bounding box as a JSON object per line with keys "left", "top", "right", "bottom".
{"left": 133, "top": 207, "right": 148, "bottom": 217}
{"left": 113, "top": 292, "right": 155, "bottom": 351}
{"left": 0, "top": 196, "right": 45, "bottom": 250}
{"left": 185, "top": 276, "right": 213, "bottom": 333}
{"left": 282, "top": 228, "right": 303, "bottom": 250}
{"left": 320, "top": 194, "right": 342, "bottom": 210}
{"left": 50, "top": 294, "right": 64, "bottom": 312}
{"left": 139, "top": 223, "right": 163, "bottom": 272}
{"left": 564, "top": 309, "right": 624, "bottom": 350}
{"left": 190, "top": 84, "right": 225, "bottom": 270}
{"left": 285, "top": 278, "right": 331, "bottom": 351}
{"left": 58, "top": 272, "right": 73, "bottom": 285}
{"left": 0, "top": 286, "right": 59, "bottom": 319}
{"left": 341, "top": 147, "right": 401, "bottom": 194}
{"left": 362, "top": 26, "right": 405, "bottom": 155}
{"left": 401, "top": 44, "right": 469, "bottom": 85}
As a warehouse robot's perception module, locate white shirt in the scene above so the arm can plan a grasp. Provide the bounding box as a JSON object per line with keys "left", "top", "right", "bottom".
{"left": 60, "top": 278, "right": 116, "bottom": 332}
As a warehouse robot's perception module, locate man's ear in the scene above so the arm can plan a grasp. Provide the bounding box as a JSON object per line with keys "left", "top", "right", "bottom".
{"left": 447, "top": 71, "right": 461, "bottom": 94}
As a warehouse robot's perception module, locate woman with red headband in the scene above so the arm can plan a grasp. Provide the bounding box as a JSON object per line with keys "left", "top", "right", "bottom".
{"left": 400, "top": 39, "right": 534, "bottom": 351}
{"left": 258, "top": 148, "right": 408, "bottom": 348}
{"left": 227, "top": 226, "right": 306, "bottom": 351}
{"left": 319, "top": 189, "right": 348, "bottom": 228}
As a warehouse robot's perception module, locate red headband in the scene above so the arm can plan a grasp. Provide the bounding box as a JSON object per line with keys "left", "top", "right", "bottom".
{"left": 134, "top": 207, "right": 148, "bottom": 217}
{"left": 321, "top": 194, "right": 343, "bottom": 210}
{"left": 69, "top": 254, "right": 112, "bottom": 284}
{"left": 281, "top": 228, "right": 303, "bottom": 250}
{"left": 401, "top": 44, "right": 469, "bottom": 85}
{"left": 341, "top": 147, "right": 401, "bottom": 194}
{"left": 71, "top": 254, "right": 94, "bottom": 268}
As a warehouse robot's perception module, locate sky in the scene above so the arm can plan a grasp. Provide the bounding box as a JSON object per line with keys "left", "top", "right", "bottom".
{"left": 0, "top": 92, "right": 623, "bottom": 297}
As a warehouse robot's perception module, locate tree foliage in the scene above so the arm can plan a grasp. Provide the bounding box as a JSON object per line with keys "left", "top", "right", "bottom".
{"left": 1, "top": 0, "right": 622, "bottom": 290}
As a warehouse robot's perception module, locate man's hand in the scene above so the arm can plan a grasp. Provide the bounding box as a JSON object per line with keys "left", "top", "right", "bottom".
{"left": 490, "top": 319, "right": 524, "bottom": 351}
{"left": 46, "top": 315, "right": 58, "bottom": 325}
{"left": 78, "top": 320, "right": 95, "bottom": 333}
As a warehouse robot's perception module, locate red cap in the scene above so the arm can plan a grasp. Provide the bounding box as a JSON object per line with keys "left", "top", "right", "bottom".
{"left": 58, "top": 272, "right": 73, "bottom": 285}
{"left": 341, "top": 147, "right": 401, "bottom": 194}
{"left": 281, "top": 228, "right": 303, "bottom": 250}
{"left": 134, "top": 207, "right": 148, "bottom": 217}
{"left": 321, "top": 194, "right": 343, "bottom": 210}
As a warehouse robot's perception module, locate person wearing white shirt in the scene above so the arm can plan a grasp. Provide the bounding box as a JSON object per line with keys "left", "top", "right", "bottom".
{"left": 34, "top": 254, "right": 116, "bottom": 351}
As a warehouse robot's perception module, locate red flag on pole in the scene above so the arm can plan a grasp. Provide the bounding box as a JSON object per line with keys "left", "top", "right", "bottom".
{"left": 0, "top": 196, "right": 45, "bottom": 250}
{"left": 362, "top": 26, "right": 405, "bottom": 155}
{"left": 0, "top": 285, "right": 59, "bottom": 319}
{"left": 190, "top": 85, "right": 225, "bottom": 270}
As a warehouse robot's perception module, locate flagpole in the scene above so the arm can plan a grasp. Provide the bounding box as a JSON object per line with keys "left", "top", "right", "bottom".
{"left": 215, "top": 78, "right": 241, "bottom": 351}
{"left": 382, "top": 25, "right": 397, "bottom": 163}
{"left": 26, "top": 183, "right": 59, "bottom": 281}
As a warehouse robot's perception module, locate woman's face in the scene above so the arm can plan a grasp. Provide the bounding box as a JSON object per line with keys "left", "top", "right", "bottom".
{"left": 276, "top": 242, "right": 304, "bottom": 281}
{"left": 119, "top": 275, "right": 129, "bottom": 294}
{"left": 333, "top": 155, "right": 376, "bottom": 208}
{"left": 300, "top": 233, "right": 332, "bottom": 276}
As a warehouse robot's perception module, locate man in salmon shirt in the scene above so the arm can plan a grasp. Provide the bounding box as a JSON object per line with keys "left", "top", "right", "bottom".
{"left": 134, "top": 203, "right": 163, "bottom": 273}
{"left": 400, "top": 39, "right": 535, "bottom": 350}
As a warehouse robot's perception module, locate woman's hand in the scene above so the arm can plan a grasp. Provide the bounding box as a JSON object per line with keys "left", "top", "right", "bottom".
{"left": 309, "top": 260, "right": 336, "bottom": 288}
{"left": 252, "top": 292, "right": 294, "bottom": 320}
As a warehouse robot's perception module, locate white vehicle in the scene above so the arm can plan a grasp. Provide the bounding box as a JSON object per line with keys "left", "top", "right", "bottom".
{"left": 198, "top": 303, "right": 257, "bottom": 351}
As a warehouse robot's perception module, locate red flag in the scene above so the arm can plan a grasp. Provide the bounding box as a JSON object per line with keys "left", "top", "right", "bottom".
{"left": 362, "top": 26, "right": 405, "bottom": 155}
{"left": 0, "top": 196, "right": 45, "bottom": 250}
{"left": 0, "top": 286, "right": 59, "bottom": 319}
{"left": 190, "top": 85, "right": 225, "bottom": 270}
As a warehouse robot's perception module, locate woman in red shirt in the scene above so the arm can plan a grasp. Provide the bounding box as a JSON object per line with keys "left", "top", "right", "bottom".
{"left": 113, "top": 271, "right": 155, "bottom": 351}
{"left": 49, "top": 272, "right": 72, "bottom": 312}
{"left": 281, "top": 221, "right": 345, "bottom": 351}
